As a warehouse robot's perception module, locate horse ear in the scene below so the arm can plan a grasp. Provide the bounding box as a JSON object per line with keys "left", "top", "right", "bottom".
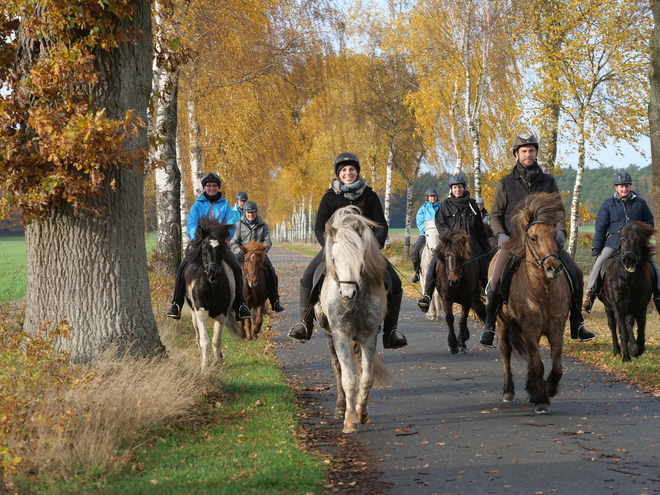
{"left": 326, "top": 224, "right": 336, "bottom": 238}
{"left": 239, "top": 245, "right": 247, "bottom": 254}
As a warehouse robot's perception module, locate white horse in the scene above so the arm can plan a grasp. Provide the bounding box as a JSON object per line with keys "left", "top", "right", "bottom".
{"left": 420, "top": 220, "right": 443, "bottom": 320}
{"left": 315, "top": 206, "right": 391, "bottom": 434}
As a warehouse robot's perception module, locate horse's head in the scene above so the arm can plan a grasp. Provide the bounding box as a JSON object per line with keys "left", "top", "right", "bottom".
{"left": 202, "top": 237, "right": 224, "bottom": 283}
{"left": 436, "top": 229, "right": 471, "bottom": 287}
{"left": 619, "top": 221, "right": 656, "bottom": 273}
{"left": 240, "top": 240, "right": 268, "bottom": 289}
{"left": 524, "top": 221, "right": 563, "bottom": 279}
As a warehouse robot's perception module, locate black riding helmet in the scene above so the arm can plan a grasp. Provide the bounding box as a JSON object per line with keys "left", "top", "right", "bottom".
{"left": 425, "top": 188, "right": 439, "bottom": 197}
{"left": 334, "top": 152, "right": 361, "bottom": 176}
{"left": 511, "top": 132, "right": 539, "bottom": 156}
{"left": 201, "top": 173, "right": 221, "bottom": 187}
{"left": 614, "top": 171, "right": 633, "bottom": 185}
{"left": 236, "top": 191, "right": 248, "bottom": 201}
{"left": 448, "top": 174, "right": 467, "bottom": 187}
{"left": 243, "top": 200, "right": 258, "bottom": 212}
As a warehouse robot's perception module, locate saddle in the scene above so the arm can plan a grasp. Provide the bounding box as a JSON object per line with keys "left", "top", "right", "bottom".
{"left": 497, "top": 255, "right": 521, "bottom": 303}
{"left": 591, "top": 250, "right": 619, "bottom": 297}
{"left": 309, "top": 259, "right": 393, "bottom": 304}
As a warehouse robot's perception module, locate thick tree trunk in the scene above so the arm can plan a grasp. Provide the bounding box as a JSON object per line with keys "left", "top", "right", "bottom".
{"left": 650, "top": 0, "right": 660, "bottom": 214}
{"left": 22, "top": 0, "right": 164, "bottom": 364}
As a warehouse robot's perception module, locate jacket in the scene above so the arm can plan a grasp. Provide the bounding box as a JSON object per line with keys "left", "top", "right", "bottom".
{"left": 490, "top": 162, "right": 565, "bottom": 236}
{"left": 315, "top": 185, "right": 388, "bottom": 247}
{"left": 593, "top": 191, "right": 654, "bottom": 251}
{"left": 230, "top": 215, "right": 272, "bottom": 258}
{"left": 434, "top": 192, "right": 492, "bottom": 260}
{"left": 232, "top": 203, "right": 243, "bottom": 223}
{"left": 187, "top": 194, "right": 235, "bottom": 240}
{"left": 416, "top": 201, "right": 441, "bottom": 234}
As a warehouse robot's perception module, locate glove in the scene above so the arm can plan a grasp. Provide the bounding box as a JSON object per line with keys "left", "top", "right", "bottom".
{"left": 591, "top": 248, "right": 601, "bottom": 257}
{"left": 556, "top": 230, "right": 566, "bottom": 251}
{"left": 497, "top": 233, "right": 510, "bottom": 246}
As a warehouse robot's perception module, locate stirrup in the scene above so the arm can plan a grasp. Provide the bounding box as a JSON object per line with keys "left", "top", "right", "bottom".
{"left": 479, "top": 328, "right": 497, "bottom": 348}
{"left": 288, "top": 322, "right": 311, "bottom": 343}
{"left": 238, "top": 304, "right": 252, "bottom": 319}
{"left": 417, "top": 295, "right": 430, "bottom": 313}
{"left": 272, "top": 300, "right": 285, "bottom": 312}
{"left": 576, "top": 323, "right": 595, "bottom": 342}
{"left": 410, "top": 272, "right": 419, "bottom": 284}
{"left": 383, "top": 328, "right": 408, "bottom": 349}
{"left": 165, "top": 303, "right": 181, "bottom": 320}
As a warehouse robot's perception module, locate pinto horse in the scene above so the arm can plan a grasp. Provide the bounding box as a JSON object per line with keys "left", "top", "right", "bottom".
{"left": 315, "top": 206, "right": 391, "bottom": 434}
{"left": 489, "top": 192, "right": 571, "bottom": 414}
{"left": 421, "top": 220, "right": 443, "bottom": 320}
{"left": 434, "top": 229, "right": 486, "bottom": 354}
{"left": 238, "top": 239, "right": 269, "bottom": 340}
{"left": 598, "top": 221, "right": 656, "bottom": 362}
{"left": 185, "top": 217, "right": 243, "bottom": 370}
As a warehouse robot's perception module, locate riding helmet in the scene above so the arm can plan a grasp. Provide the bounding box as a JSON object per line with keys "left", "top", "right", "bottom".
{"left": 201, "top": 173, "right": 222, "bottom": 187}
{"left": 511, "top": 132, "right": 539, "bottom": 156}
{"left": 425, "top": 188, "right": 439, "bottom": 197}
{"left": 614, "top": 171, "right": 633, "bottom": 185}
{"left": 475, "top": 197, "right": 485, "bottom": 205}
{"left": 236, "top": 191, "right": 248, "bottom": 201}
{"left": 243, "top": 200, "right": 258, "bottom": 212}
{"left": 448, "top": 174, "right": 467, "bottom": 187}
{"left": 334, "top": 152, "right": 361, "bottom": 176}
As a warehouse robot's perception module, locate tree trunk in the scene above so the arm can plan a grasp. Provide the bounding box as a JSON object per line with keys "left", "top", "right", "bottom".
{"left": 23, "top": 0, "right": 164, "bottom": 364}
{"left": 650, "top": 0, "right": 660, "bottom": 214}
{"left": 384, "top": 146, "right": 394, "bottom": 248}
{"left": 568, "top": 119, "right": 586, "bottom": 257}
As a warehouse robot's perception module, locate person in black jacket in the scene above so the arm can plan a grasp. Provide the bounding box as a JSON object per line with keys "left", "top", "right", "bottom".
{"left": 479, "top": 132, "right": 594, "bottom": 347}
{"left": 287, "top": 152, "right": 408, "bottom": 349}
{"left": 417, "top": 174, "right": 492, "bottom": 312}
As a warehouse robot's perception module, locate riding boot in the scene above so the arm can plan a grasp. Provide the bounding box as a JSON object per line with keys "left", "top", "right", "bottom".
{"left": 267, "top": 283, "right": 285, "bottom": 313}
{"left": 480, "top": 287, "right": 501, "bottom": 348}
{"left": 651, "top": 262, "right": 660, "bottom": 315}
{"left": 417, "top": 260, "right": 436, "bottom": 313}
{"left": 288, "top": 282, "right": 314, "bottom": 342}
{"left": 166, "top": 259, "right": 188, "bottom": 320}
{"left": 383, "top": 290, "right": 408, "bottom": 349}
{"left": 582, "top": 289, "right": 596, "bottom": 313}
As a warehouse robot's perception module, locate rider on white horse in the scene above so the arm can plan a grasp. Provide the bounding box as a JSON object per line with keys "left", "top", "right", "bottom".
{"left": 410, "top": 188, "right": 441, "bottom": 283}
{"left": 287, "top": 152, "right": 408, "bottom": 349}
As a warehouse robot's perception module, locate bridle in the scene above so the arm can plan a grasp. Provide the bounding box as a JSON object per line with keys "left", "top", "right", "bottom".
{"left": 442, "top": 252, "right": 464, "bottom": 278}
{"left": 525, "top": 220, "right": 562, "bottom": 270}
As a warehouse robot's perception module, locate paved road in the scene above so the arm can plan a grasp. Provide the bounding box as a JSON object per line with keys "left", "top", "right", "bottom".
{"left": 269, "top": 246, "right": 660, "bottom": 495}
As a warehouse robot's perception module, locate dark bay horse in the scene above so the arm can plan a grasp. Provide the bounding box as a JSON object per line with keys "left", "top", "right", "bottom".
{"left": 185, "top": 217, "right": 243, "bottom": 370}
{"left": 489, "top": 192, "right": 571, "bottom": 413}
{"left": 598, "top": 221, "right": 656, "bottom": 362}
{"left": 434, "top": 229, "right": 486, "bottom": 354}
{"left": 315, "top": 206, "right": 391, "bottom": 434}
{"left": 238, "top": 239, "right": 269, "bottom": 340}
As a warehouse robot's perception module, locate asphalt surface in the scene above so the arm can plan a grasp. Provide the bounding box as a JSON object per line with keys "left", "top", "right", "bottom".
{"left": 269, "top": 245, "right": 660, "bottom": 495}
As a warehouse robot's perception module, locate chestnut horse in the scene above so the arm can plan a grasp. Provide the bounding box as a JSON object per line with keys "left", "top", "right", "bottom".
{"left": 598, "top": 221, "right": 656, "bottom": 362}
{"left": 489, "top": 192, "right": 571, "bottom": 414}
{"left": 238, "top": 239, "right": 269, "bottom": 340}
{"left": 434, "top": 228, "right": 486, "bottom": 354}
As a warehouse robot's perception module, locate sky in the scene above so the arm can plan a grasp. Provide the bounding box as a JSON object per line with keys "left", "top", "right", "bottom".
{"left": 557, "top": 136, "right": 651, "bottom": 170}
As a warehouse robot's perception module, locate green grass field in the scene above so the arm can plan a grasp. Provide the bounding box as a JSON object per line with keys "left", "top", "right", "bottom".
{"left": 0, "top": 237, "right": 27, "bottom": 305}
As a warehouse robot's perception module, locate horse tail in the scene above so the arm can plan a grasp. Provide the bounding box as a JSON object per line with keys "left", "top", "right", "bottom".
{"left": 372, "top": 353, "right": 392, "bottom": 388}
{"left": 224, "top": 313, "right": 245, "bottom": 340}
{"left": 507, "top": 318, "right": 528, "bottom": 358}
{"left": 472, "top": 290, "right": 486, "bottom": 323}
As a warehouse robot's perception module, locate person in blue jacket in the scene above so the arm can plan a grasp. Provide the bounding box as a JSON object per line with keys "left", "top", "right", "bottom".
{"left": 410, "top": 188, "right": 440, "bottom": 283}
{"left": 166, "top": 173, "right": 252, "bottom": 320}
{"left": 583, "top": 171, "right": 660, "bottom": 312}
{"left": 232, "top": 191, "right": 248, "bottom": 223}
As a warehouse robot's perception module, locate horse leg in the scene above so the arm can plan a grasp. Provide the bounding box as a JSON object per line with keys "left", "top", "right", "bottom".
{"left": 546, "top": 329, "right": 563, "bottom": 398}
{"left": 525, "top": 341, "right": 550, "bottom": 413}
{"left": 617, "top": 313, "right": 632, "bottom": 362}
{"left": 604, "top": 307, "right": 620, "bottom": 356}
{"left": 211, "top": 319, "right": 224, "bottom": 367}
{"left": 458, "top": 303, "right": 470, "bottom": 353}
{"left": 634, "top": 311, "right": 646, "bottom": 357}
{"left": 443, "top": 301, "right": 458, "bottom": 354}
{"left": 500, "top": 323, "right": 515, "bottom": 402}
{"left": 253, "top": 305, "right": 263, "bottom": 337}
{"left": 333, "top": 334, "right": 359, "bottom": 433}
{"left": 326, "top": 333, "right": 346, "bottom": 420}
{"left": 355, "top": 335, "right": 377, "bottom": 425}
{"left": 192, "top": 311, "right": 210, "bottom": 371}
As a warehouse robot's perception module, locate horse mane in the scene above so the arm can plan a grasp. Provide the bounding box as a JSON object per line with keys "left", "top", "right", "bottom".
{"left": 506, "top": 192, "right": 565, "bottom": 258}
{"left": 621, "top": 221, "right": 657, "bottom": 259}
{"left": 325, "top": 206, "right": 387, "bottom": 291}
{"left": 244, "top": 239, "right": 268, "bottom": 261}
{"left": 435, "top": 229, "right": 472, "bottom": 261}
{"left": 186, "top": 217, "right": 232, "bottom": 268}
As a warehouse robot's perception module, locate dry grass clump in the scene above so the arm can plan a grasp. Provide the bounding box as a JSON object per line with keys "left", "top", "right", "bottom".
{"left": 0, "top": 315, "right": 220, "bottom": 486}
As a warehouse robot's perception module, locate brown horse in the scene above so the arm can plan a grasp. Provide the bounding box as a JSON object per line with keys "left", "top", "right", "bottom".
{"left": 434, "top": 229, "right": 486, "bottom": 354}
{"left": 238, "top": 239, "right": 269, "bottom": 340}
{"left": 598, "top": 221, "right": 656, "bottom": 362}
{"left": 489, "top": 192, "right": 571, "bottom": 414}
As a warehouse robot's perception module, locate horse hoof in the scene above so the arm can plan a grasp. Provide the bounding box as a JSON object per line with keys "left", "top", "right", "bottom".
{"left": 460, "top": 348, "right": 466, "bottom": 354}
{"left": 359, "top": 413, "right": 369, "bottom": 424}
{"left": 334, "top": 411, "right": 345, "bottom": 420}
{"left": 502, "top": 393, "right": 515, "bottom": 402}
{"left": 535, "top": 404, "right": 551, "bottom": 414}
{"left": 342, "top": 424, "right": 359, "bottom": 434}
{"left": 448, "top": 346, "right": 459, "bottom": 354}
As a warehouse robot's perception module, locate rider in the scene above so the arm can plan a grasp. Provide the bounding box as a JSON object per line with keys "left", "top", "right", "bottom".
{"left": 410, "top": 188, "right": 441, "bottom": 283}
{"left": 583, "top": 171, "right": 660, "bottom": 312}
{"left": 479, "top": 132, "right": 595, "bottom": 347}
{"left": 287, "top": 152, "right": 408, "bottom": 349}
{"left": 166, "top": 173, "right": 252, "bottom": 321}
{"left": 475, "top": 197, "right": 490, "bottom": 225}
{"left": 417, "top": 174, "right": 492, "bottom": 312}
{"left": 230, "top": 200, "right": 285, "bottom": 313}
{"left": 232, "top": 191, "right": 248, "bottom": 222}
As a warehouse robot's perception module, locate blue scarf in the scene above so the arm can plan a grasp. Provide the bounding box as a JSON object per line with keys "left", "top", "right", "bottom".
{"left": 331, "top": 176, "right": 367, "bottom": 200}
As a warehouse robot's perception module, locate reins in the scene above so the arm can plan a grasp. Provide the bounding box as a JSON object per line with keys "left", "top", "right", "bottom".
{"left": 524, "top": 220, "right": 562, "bottom": 270}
